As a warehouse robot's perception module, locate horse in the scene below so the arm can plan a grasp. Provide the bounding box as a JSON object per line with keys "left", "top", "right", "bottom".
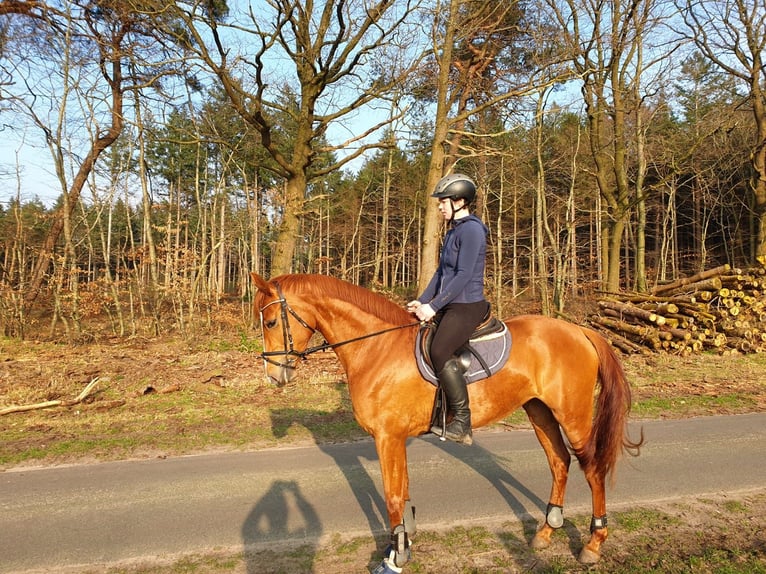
{"left": 251, "top": 272, "right": 642, "bottom": 573}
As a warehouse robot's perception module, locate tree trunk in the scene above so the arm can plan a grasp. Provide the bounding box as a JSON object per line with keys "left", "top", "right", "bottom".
{"left": 24, "top": 25, "right": 126, "bottom": 307}
{"left": 272, "top": 173, "right": 306, "bottom": 275}
{"left": 534, "top": 93, "right": 550, "bottom": 315}
{"left": 418, "top": 0, "right": 460, "bottom": 292}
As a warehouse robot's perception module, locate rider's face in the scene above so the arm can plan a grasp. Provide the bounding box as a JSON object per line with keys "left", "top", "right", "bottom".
{"left": 438, "top": 197, "right": 465, "bottom": 220}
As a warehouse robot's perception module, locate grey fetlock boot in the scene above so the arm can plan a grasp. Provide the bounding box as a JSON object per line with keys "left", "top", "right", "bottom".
{"left": 430, "top": 358, "right": 472, "bottom": 444}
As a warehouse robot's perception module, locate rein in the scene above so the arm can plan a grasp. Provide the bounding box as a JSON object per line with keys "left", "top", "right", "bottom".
{"left": 298, "top": 322, "right": 421, "bottom": 357}
{"left": 258, "top": 281, "right": 420, "bottom": 370}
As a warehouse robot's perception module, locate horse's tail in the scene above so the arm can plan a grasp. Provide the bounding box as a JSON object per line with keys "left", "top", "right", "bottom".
{"left": 580, "top": 327, "right": 644, "bottom": 480}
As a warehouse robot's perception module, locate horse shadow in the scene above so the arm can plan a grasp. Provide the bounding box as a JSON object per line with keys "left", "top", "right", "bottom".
{"left": 257, "top": 394, "right": 582, "bottom": 571}
{"left": 237, "top": 374, "right": 389, "bottom": 571}
{"left": 425, "top": 436, "right": 584, "bottom": 561}
{"left": 268, "top": 404, "right": 389, "bottom": 536}
{"left": 265, "top": 405, "right": 390, "bottom": 570}
{"left": 241, "top": 479, "right": 322, "bottom": 573}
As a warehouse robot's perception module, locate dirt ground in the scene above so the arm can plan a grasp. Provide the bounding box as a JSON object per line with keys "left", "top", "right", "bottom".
{"left": 1, "top": 335, "right": 766, "bottom": 573}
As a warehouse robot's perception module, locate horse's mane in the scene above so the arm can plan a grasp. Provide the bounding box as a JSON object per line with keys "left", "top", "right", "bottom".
{"left": 276, "top": 274, "right": 412, "bottom": 325}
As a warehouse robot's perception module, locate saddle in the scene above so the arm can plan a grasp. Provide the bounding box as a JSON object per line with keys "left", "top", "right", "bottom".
{"left": 415, "top": 313, "right": 512, "bottom": 386}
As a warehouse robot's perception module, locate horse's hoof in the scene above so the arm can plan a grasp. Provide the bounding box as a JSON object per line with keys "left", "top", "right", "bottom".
{"left": 530, "top": 532, "right": 551, "bottom": 549}
{"left": 578, "top": 547, "right": 601, "bottom": 564}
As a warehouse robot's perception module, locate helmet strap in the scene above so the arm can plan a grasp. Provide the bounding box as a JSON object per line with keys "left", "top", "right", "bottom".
{"left": 450, "top": 198, "right": 469, "bottom": 221}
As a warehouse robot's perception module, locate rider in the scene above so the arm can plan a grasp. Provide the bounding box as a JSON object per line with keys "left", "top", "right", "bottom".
{"left": 407, "top": 173, "right": 489, "bottom": 444}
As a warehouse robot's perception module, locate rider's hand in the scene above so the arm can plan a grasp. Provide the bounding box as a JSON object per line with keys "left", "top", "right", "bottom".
{"left": 415, "top": 303, "right": 436, "bottom": 322}
{"left": 406, "top": 300, "right": 421, "bottom": 313}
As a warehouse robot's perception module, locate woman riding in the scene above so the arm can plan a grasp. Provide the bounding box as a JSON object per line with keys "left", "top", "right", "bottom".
{"left": 407, "top": 173, "right": 489, "bottom": 444}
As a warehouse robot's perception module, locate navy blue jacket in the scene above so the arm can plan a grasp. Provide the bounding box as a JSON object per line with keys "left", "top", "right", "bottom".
{"left": 418, "top": 214, "right": 487, "bottom": 311}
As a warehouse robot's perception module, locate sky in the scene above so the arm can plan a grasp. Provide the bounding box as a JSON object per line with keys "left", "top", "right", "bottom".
{"left": 0, "top": 0, "right": 579, "bottom": 211}
{"left": 0, "top": 134, "right": 62, "bottom": 207}
{"left": 0, "top": 0, "right": 426, "bottom": 210}
{"left": 0, "top": 113, "right": 389, "bottom": 210}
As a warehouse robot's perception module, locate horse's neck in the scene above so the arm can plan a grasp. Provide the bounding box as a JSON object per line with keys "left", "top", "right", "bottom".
{"left": 315, "top": 300, "right": 403, "bottom": 390}
{"left": 315, "top": 298, "right": 392, "bottom": 344}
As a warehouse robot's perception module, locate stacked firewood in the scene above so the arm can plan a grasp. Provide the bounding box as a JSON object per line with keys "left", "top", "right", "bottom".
{"left": 588, "top": 258, "right": 766, "bottom": 355}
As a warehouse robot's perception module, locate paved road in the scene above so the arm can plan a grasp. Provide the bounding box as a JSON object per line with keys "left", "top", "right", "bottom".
{"left": 2, "top": 413, "right": 765, "bottom": 573}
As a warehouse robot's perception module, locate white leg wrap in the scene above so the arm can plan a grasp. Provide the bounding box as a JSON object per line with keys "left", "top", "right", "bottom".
{"left": 546, "top": 503, "right": 564, "bottom": 529}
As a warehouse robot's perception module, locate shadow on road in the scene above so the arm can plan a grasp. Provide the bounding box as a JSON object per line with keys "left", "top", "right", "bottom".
{"left": 248, "top": 405, "right": 552, "bottom": 571}
{"left": 241, "top": 479, "right": 321, "bottom": 573}
{"left": 424, "top": 435, "right": 554, "bottom": 569}
{"left": 270, "top": 407, "right": 389, "bottom": 535}
{"left": 431, "top": 436, "right": 547, "bottom": 517}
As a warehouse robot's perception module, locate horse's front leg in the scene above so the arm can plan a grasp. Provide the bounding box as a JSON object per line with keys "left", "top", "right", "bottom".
{"left": 371, "top": 432, "right": 416, "bottom": 574}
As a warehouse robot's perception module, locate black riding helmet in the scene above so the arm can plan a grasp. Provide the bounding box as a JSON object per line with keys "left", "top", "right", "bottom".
{"left": 431, "top": 173, "right": 477, "bottom": 205}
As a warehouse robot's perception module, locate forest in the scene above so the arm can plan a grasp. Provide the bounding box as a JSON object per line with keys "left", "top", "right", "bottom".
{"left": 1, "top": 0, "right": 766, "bottom": 340}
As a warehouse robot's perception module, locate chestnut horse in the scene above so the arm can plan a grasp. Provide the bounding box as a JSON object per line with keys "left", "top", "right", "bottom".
{"left": 252, "top": 272, "right": 642, "bottom": 573}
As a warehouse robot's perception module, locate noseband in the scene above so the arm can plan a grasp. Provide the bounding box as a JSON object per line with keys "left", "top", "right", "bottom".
{"left": 257, "top": 281, "right": 420, "bottom": 375}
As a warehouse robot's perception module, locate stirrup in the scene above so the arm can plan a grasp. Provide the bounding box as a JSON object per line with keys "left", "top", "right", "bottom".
{"left": 429, "top": 422, "right": 445, "bottom": 437}
{"left": 431, "top": 420, "right": 473, "bottom": 445}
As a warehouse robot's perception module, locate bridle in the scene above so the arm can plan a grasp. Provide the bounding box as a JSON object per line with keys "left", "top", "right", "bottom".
{"left": 257, "top": 281, "right": 420, "bottom": 375}
{"left": 258, "top": 282, "right": 314, "bottom": 372}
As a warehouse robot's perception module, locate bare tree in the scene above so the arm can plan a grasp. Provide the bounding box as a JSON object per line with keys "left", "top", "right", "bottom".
{"left": 544, "top": 0, "right": 673, "bottom": 292}
{"left": 418, "top": 0, "right": 565, "bottom": 289}
{"left": 680, "top": 0, "right": 766, "bottom": 259}
{"left": 0, "top": 1, "right": 182, "bottom": 306}
{"left": 168, "top": 0, "right": 425, "bottom": 276}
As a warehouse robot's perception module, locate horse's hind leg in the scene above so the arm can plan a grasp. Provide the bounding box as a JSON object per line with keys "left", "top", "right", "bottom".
{"left": 532, "top": 406, "right": 609, "bottom": 564}
{"left": 551, "top": 412, "right": 609, "bottom": 564}
{"left": 523, "top": 399, "right": 571, "bottom": 550}
{"left": 578, "top": 466, "right": 608, "bottom": 564}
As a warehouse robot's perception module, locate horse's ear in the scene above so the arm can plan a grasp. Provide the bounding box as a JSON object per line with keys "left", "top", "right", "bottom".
{"left": 250, "top": 272, "right": 273, "bottom": 295}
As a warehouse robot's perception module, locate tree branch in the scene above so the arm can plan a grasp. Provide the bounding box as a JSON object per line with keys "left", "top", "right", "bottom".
{"left": 1, "top": 377, "right": 100, "bottom": 416}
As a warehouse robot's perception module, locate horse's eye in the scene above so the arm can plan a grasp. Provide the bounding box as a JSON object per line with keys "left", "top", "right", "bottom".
{"left": 264, "top": 319, "right": 277, "bottom": 329}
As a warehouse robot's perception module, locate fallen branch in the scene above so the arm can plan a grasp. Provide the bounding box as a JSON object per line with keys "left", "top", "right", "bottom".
{"left": 0, "top": 377, "right": 100, "bottom": 416}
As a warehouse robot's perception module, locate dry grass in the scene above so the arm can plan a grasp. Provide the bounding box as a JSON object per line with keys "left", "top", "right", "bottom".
{"left": 2, "top": 336, "right": 765, "bottom": 468}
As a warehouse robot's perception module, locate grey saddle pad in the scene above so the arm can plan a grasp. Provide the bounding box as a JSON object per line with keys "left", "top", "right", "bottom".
{"left": 415, "top": 320, "right": 512, "bottom": 385}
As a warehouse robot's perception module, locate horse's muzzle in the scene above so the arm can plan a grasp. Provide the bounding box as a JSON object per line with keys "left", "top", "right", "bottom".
{"left": 266, "top": 362, "right": 297, "bottom": 386}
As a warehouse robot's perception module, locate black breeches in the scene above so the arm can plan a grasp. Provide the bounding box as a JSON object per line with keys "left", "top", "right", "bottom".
{"left": 430, "top": 300, "right": 490, "bottom": 372}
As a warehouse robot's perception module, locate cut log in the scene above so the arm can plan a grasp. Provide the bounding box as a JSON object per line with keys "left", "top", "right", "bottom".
{"left": 592, "top": 324, "right": 650, "bottom": 354}
{"left": 652, "top": 264, "right": 730, "bottom": 294}
{"left": 598, "top": 300, "right": 666, "bottom": 325}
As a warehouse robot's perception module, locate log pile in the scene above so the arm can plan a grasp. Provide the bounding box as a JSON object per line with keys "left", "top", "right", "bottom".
{"left": 588, "top": 258, "right": 766, "bottom": 355}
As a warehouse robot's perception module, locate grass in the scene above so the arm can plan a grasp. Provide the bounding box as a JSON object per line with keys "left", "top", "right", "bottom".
{"left": 82, "top": 498, "right": 766, "bottom": 573}
{"left": 107, "top": 553, "right": 243, "bottom": 573}
{"left": 0, "top": 379, "right": 365, "bottom": 467}
{"left": 631, "top": 393, "right": 758, "bottom": 418}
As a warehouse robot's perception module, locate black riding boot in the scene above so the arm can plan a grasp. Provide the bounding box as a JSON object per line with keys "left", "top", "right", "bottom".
{"left": 430, "top": 358, "right": 472, "bottom": 444}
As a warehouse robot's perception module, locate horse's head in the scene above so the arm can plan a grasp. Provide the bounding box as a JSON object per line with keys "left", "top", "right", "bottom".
{"left": 251, "top": 272, "right": 317, "bottom": 385}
